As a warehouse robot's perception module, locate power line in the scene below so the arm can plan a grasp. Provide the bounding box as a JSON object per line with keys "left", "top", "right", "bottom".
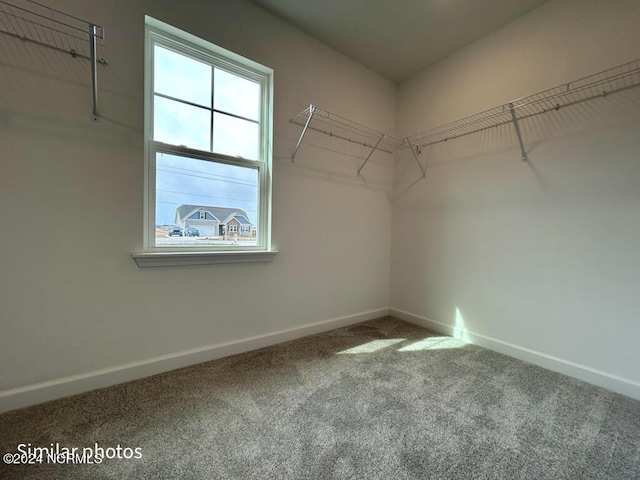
{"left": 157, "top": 162, "right": 258, "bottom": 185}
{"left": 157, "top": 167, "right": 257, "bottom": 188}
{"left": 156, "top": 200, "right": 256, "bottom": 214}
{"left": 158, "top": 162, "right": 254, "bottom": 182}
{"left": 157, "top": 188, "right": 256, "bottom": 204}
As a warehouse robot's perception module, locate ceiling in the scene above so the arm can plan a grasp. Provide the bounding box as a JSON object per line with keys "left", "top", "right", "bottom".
{"left": 249, "top": 0, "right": 549, "bottom": 83}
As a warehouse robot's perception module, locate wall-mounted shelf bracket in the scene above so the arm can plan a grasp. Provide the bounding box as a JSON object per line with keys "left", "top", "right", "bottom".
{"left": 405, "top": 138, "right": 426, "bottom": 178}
{"left": 89, "top": 23, "right": 99, "bottom": 121}
{"left": 291, "top": 104, "right": 315, "bottom": 161}
{"left": 289, "top": 104, "right": 404, "bottom": 175}
{"left": 508, "top": 102, "right": 528, "bottom": 162}
{"left": 405, "top": 58, "right": 640, "bottom": 164}
{"left": 357, "top": 133, "right": 385, "bottom": 176}
{"left": 0, "top": 0, "right": 106, "bottom": 121}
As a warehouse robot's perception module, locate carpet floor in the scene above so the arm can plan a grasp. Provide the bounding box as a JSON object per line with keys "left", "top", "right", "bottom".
{"left": 1, "top": 317, "right": 639, "bottom": 479}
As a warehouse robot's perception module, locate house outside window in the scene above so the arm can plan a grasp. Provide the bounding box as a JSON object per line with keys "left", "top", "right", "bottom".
{"left": 143, "top": 16, "right": 273, "bottom": 257}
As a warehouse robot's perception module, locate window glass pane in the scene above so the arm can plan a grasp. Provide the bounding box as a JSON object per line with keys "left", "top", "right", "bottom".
{"left": 155, "top": 152, "right": 259, "bottom": 247}
{"left": 213, "top": 112, "right": 259, "bottom": 160}
{"left": 214, "top": 68, "right": 260, "bottom": 121}
{"left": 154, "top": 45, "right": 211, "bottom": 107}
{"left": 154, "top": 96, "right": 210, "bottom": 151}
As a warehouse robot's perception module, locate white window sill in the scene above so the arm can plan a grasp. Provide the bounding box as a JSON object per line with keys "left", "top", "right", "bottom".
{"left": 132, "top": 250, "right": 278, "bottom": 267}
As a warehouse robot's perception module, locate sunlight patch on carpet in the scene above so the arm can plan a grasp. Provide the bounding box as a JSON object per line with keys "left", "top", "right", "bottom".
{"left": 336, "top": 338, "right": 406, "bottom": 354}
{"left": 397, "top": 336, "right": 467, "bottom": 351}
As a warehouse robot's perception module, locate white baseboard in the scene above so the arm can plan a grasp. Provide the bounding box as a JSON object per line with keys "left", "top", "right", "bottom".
{"left": 390, "top": 307, "right": 640, "bottom": 401}
{"left": 0, "top": 308, "right": 389, "bottom": 414}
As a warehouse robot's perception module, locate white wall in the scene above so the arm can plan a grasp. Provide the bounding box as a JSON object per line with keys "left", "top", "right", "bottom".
{"left": 392, "top": 0, "right": 640, "bottom": 398}
{"left": 3, "top": 0, "right": 639, "bottom": 412}
{"left": 0, "top": 0, "right": 395, "bottom": 411}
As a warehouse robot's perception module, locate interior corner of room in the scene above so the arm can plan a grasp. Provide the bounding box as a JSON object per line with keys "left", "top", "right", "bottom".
{"left": 1, "top": 0, "right": 639, "bottom": 417}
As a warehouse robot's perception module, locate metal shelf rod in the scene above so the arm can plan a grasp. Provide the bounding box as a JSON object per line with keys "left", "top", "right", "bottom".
{"left": 0, "top": 0, "right": 106, "bottom": 121}
{"left": 508, "top": 103, "right": 528, "bottom": 162}
{"left": 289, "top": 104, "right": 406, "bottom": 171}
{"left": 288, "top": 57, "right": 639, "bottom": 175}
{"left": 404, "top": 138, "right": 426, "bottom": 178}
{"left": 407, "top": 58, "right": 640, "bottom": 157}
{"left": 291, "top": 104, "right": 315, "bottom": 161}
{"left": 357, "top": 133, "right": 385, "bottom": 176}
{"left": 288, "top": 119, "right": 396, "bottom": 154}
{"left": 90, "top": 23, "right": 99, "bottom": 121}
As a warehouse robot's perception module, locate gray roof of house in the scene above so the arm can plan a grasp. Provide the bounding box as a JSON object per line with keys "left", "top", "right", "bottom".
{"left": 176, "top": 205, "right": 252, "bottom": 225}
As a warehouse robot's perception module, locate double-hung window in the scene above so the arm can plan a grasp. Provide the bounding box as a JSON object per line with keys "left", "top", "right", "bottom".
{"left": 139, "top": 17, "right": 273, "bottom": 266}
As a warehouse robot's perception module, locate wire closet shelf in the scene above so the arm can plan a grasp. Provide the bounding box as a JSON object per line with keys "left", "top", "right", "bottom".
{"left": 289, "top": 105, "right": 408, "bottom": 176}
{"left": 289, "top": 57, "right": 640, "bottom": 175}
{"left": 406, "top": 57, "right": 640, "bottom": 156}
{"left": 0, "top": 0, "right": 106, "bottom": 120}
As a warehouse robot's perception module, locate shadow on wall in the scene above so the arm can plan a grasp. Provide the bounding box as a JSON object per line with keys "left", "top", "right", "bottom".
{"left": 0, "top": 31, "right": 142, "bottom": 139}
{"left": 393, "top": 83, "right": 640, "bottom": 198}
{"left": 273, "top": 128, "right": 395, "bottom": 198}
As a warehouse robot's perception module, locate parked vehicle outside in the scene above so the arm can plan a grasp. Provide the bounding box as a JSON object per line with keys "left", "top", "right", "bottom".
{"left": 184, "top": 226, "right": 200, "bottom": 237}
{"left": 168, "top": 225, "right": 183, "bottom": 236}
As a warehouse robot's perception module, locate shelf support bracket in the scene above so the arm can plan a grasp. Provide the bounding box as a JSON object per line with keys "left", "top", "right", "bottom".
{"left": 291, "top": 104, "right": 315, "bottom": 162}
{"left": 508, "top": 102, "right": 528, "bottom": 162}
{"left": 405, "top": 138, "right": 426, "bottom": 178}
{"left": 89, "top": 24, "right": 99, "bottom": 121}
{"left": 357, "top": 133, "right": 385, "bottom": 176}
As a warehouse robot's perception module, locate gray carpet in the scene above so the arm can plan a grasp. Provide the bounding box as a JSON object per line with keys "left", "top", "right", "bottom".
{"left": 1, "top": 317, "right": 639, "bottom": 479}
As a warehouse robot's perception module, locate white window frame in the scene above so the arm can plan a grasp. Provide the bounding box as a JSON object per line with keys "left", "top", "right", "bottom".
{"left": 134, "top": 16, "right": 276, "bottom": 267}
